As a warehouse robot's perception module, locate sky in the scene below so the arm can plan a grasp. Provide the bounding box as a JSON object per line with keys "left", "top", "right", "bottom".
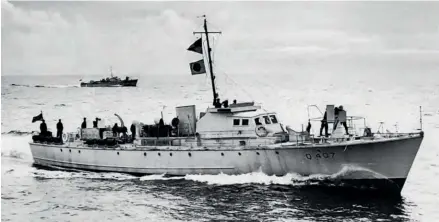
{"left": 1, "top": 1, "right": 439, "bottom": 76}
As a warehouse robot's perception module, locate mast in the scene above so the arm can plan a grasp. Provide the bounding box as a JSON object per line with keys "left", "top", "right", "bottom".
{"left": 193, "top": 15, "right": 221, "bottom": 105}
{"left": 203, "top": 18, "right": 217, "bottom": 105}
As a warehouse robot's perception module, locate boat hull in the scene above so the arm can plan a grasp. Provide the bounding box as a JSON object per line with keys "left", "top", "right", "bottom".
{"left": 29, "top": 135, "right": 422, "bottom": 193}
{"left": 80, "top": 79, "right": 137, "bottom": 87}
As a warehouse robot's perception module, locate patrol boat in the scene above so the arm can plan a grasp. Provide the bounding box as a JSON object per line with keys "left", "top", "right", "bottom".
{"left": 80, "top": 67, "right": 138, "bottom": 87}
{"left": 29, "top": 17, "right": 423, "bottom": 194}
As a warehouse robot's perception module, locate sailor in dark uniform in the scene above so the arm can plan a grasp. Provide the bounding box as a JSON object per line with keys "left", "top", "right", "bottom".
{"left": 320, "top": 111, "right": 328, "bottom": 137}
{"left": 112, "top": 123, "right": 118, "bottom": 137}
{"left": 81, "top": 118, "right": 87, "bottom": 128}
{"left": 40, "top": 119, "right": 47, "bottom": 136}
{"left": 93, "top": 117, "right": 100, "bottom": 128}
{"left": 171, "top": 117, "right": 179, "bottom": 127}
{"left": 221, "top": 100, "right": 229, "bottom": 108}
{"left": 56, "top": 119, "right": 63, "bottom": 138}
{"left": 214, "top": 98, "right": 222, "bottom": 108}
{"left": 333, "top": 106, "right": 340, "bottom": 130}
{"left": 130, "top": 123, "right": 136, "bottom": 140}
{"left": 171, "top": 117, "right": 179, "bottom": 136}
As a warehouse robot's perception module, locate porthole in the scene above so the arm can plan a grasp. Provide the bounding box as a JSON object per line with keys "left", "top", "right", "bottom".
{"left": 158, "top": 153, "right": 161, "bottom": 156}
{"left": 78, "top": 150, "right": 81, "bottom": 153}
{"left": 60, "top": 149, "right": 63, "bottom": 152}
{"left": 188, "top": 153, "right": 192, "bottom": 157}
{"left": 69, "top": 149, "right": 71, "bottom": 153}
{"left": 221, "top": 153, "right": 224, "bottom": 156}
{"left": 275, "top": 151, "right": 279, "bottom": 155}
{"left": 117, "top": 152, "right": 119, "bottom": 155}
{"left": 256, "top": 152, "right": 260, "bottom": 155}
{"left": 170, "top": 153, "right": 173, "bottom": 156}
{"left": 238, "top": 152, "right": 241, "bottom": 156}
{"left": 144, "top": 152, "right": 147, "bottom": 156}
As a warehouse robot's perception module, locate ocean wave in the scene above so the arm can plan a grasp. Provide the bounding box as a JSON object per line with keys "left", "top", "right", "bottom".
{"left": 32, "top": 170, "right": 138, "bottom": 181}
{"left": 10, "top": 83, "right": 79, "bottom": 88}
{"left": 1, "top": 130, "right": 37, "bottom": 135}
{"left": 1, "top": 150, "right": 24, "bottom": 159}
{"left": 23, "top": 164, "right": 392, "bottom": 188}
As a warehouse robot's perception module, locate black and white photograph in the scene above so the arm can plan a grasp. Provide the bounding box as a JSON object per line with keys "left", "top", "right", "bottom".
{"left": 1, "top": 1, "right": 439, "bottom": 221}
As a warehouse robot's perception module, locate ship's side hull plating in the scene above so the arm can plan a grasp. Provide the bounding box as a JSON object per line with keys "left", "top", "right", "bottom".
{"left": 29, "top": 136, "right": 422, "bottom": 192}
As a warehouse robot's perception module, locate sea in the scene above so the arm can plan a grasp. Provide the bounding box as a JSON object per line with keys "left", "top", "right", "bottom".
{"left": 1, "top": 73, "right": 439, "bottom": 222}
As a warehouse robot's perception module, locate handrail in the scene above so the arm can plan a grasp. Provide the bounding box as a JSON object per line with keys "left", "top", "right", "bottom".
{"left": 309, "top": 115, "right": 365, "bottom": 122}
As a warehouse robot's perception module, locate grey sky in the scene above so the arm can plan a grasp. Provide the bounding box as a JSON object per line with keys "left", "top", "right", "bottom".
{"left": 2, "top": 1, "right": 439, "bottom": 76}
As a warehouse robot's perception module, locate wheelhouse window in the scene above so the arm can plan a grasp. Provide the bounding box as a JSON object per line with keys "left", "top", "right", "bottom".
{"left": 233, "top": 119, "right": 240, "bottom": 126}
{"left": 254, "top": 117, "right": 262, "bottom": 125}
{"left": 269, "top": 115, "right": 278, "bottom": 124}
{"left": 242, "top": 119, "right": 249, "bottom": 126}
{"left": 263, "top": 116, "right": 271, "bottom": 124}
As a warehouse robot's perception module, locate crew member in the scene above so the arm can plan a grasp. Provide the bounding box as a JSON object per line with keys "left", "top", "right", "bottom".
{"left": 338, "top": 106, "right": 349, "bottom": 135}
{"left": 233, "top": 99, "right": 237, "bottom": 104}
{"left": 40, "top": 119, "right": 47, "bottom": 136}
{"left": 130, "top": 123, "right": 136, "bottom": 140}
{"left": 320, "top": 111, "right": 328, "bottom": 137}
{"left": 221, "top": 100, "right": 229, "bottom": 108}
{"left": 213, "top": 93, "right": 219, "bottom": 106}
{"left": 93, "top": 117, "right": 100, "bottom": 128}
{"left": 112, "top": 123, "right": 119, "bottom": 137}
{"left": 333, "top": 106, "right": 340, "bottom": 130}
{"left": 333, "top": 105, "right": 349, "bottom": 135}
{"left": 81, "top": 118, "right": 87, "bottom": 129}
{"left": 171, "top": 117, "right": 180, "bottom": 136}
{"left": 56, "top": 119, "right": 63, "bottom": 138}
{"left": 306, "top": 121, "right": 311, "bottom": 134}
{"left": 214, "top": 98, "right": 222, "bottom": 108}
{"left": 171, "top": 117, "right": 179, "bottom": 128}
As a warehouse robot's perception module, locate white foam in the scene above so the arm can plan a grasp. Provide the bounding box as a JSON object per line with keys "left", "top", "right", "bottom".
{"left": 32, "top": 170, "right": 137, "bottom": 180}
{"left": 1, "top": 135, "right": 33, "bottom": 160}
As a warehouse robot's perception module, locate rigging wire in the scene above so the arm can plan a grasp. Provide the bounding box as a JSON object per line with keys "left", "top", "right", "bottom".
{"left": 213, "top": 65, "right": 255, "bottom": 102}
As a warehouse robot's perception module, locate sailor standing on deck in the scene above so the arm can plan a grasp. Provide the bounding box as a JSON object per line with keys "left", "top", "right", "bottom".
{"left": 93, "top": 118, "right": 100, "bottom": 128}
{"left": 320, "top": 111, "right": 329, "bottom": 137}
{"left": 338, "top": 106, "right": 349, "bottom": 135}
{"left": 40, "top": 119, "right": 47, "bottom": 136}
{"left": 81, "top": 118, "right": 87, "bottom": 128}
{"left": 56, "top": 119, "right": 63, "bottom": 138}
{"left": 112, "top": 123, "right": 119, "bottom": 137}
{"left": 130, "top": 123, "right": 136, "bottom": 140}
{"left": 333, "top": 106, "right": 349, "bottom": 135}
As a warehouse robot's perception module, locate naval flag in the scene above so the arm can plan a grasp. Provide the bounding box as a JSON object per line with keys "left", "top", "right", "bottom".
{"left": 32, "top": 112, "right": 43, "bottom": 123}
{"left": 189, "top": 59, "right": 206, "bottom": 75}
{"left": 187, "top": 38, "right": 203, "bottom": 54}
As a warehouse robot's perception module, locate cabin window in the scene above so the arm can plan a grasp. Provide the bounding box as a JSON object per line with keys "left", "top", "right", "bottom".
{"left": 233, "top": 119, "right": 240, "bottom": 126}
{"left": 270, "top": 115, "right": 278, "bottom": 124}
{"left": 254, "top": 118, "right": 262, "bottom": 125}
{"left": 263, "top": 116, "right": 271, "bottom": 124}
{"left": 242, "top": 119, "right": 249, "bottom": 126}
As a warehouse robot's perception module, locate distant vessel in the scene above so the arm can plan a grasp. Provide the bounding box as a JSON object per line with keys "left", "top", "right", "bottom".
{"left": 80, "top": 67, "right": 138, "bottom": 87}
{"left": 29, "top": 16, "right": 423, "bottom": 195}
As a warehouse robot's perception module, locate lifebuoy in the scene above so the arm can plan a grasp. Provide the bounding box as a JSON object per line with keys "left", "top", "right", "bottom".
{"left": 76, "top": 128, "right": 81, "bottom": 140}
{"left": 62, "top": 133, "right": 68, "bottom": 142}
{"left": 255, "top": 126, "right": 269, "bottom": 137}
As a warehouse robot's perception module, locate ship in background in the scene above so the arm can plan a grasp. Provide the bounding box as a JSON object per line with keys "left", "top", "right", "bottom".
{"left": 29, "top": 16, "right": 424, "bottom": 195}
{"left": 80, "top": 67, "right": 138, "bottom": 87}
